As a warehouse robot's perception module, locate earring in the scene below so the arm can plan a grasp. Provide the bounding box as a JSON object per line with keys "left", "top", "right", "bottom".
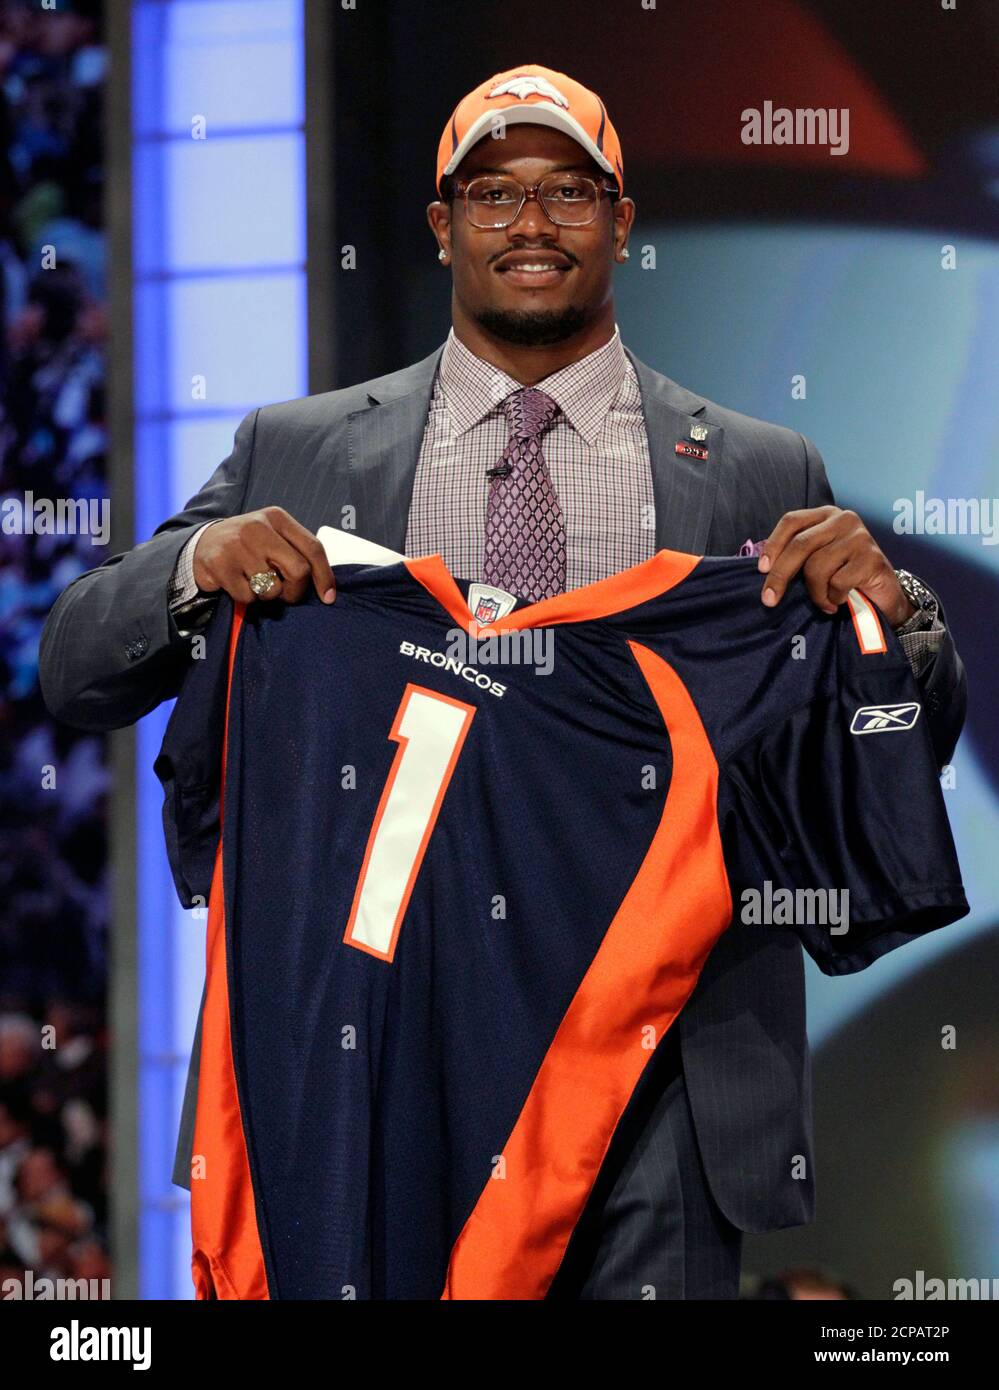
{"left": 438, "top": 249, "right": 447, "bottom": 262}
{"left": 619, "top": 248, "right": 630, "bottom": 260}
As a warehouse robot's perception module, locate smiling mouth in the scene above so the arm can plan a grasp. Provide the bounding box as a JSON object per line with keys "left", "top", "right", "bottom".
{"left": 495, "top": 260, "right": 572, "bottom": 286}
{"left": 499, "top": 262, "right": 566, "bottom": 272}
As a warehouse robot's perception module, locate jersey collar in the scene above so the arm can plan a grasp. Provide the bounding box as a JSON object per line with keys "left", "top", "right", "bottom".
{"left": 404, "top": 549, "right": 700, "bottom": 636}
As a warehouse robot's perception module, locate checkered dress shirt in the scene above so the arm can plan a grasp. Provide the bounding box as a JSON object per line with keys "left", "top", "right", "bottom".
{"left": 404, "top": 325, "right": 654, "bottom": 589}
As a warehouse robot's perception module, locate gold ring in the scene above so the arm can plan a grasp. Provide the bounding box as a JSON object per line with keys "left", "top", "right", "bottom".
{"left": 248, "top": 570, "right": 279, "bottom": 597}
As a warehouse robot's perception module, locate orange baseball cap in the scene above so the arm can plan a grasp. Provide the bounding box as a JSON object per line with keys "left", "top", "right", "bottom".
{"left": 437, "top": 64, "right": 624, "bottom": 197}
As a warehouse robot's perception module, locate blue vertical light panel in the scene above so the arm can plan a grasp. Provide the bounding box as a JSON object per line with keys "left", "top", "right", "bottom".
{"left": 131, "top": 0, "right": 307, "bottom": 1299}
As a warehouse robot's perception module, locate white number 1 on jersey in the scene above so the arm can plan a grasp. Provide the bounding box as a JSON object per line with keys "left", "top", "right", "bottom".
{"left": 343, "top": 684, "right": 476, "bottom": 963}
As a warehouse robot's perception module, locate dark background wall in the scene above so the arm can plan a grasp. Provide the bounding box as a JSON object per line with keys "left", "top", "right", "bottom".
{"left": 319, "top": 0, "right": 998, "bottom": 383}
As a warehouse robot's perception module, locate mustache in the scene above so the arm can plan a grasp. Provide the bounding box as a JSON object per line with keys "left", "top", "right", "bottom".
{"left": 489, "top": 246, "right": 579, "bottom": 267}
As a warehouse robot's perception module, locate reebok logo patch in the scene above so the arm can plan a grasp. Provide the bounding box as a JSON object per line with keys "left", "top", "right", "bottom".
{"left": 850, "top": 702, "right": 921, "bottom": 734}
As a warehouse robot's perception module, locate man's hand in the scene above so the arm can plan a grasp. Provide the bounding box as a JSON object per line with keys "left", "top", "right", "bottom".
{"left": 193, "top": 507, "right": 335, "bottom": 606}
{"left": 757, "top": 506, "right": 915, "bottom": 628}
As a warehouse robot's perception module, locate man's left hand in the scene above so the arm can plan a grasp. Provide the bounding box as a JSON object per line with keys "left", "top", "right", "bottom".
{"left": 757, "top": 505, "right": 915, "bottom": 628}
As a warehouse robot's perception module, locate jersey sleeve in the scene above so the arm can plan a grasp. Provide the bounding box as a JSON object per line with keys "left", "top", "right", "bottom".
{"left": 153, "top": 594, "right": 237, "bottom": 909}
{"left": 718, "top": 600, "right": 969, "bottom": 976}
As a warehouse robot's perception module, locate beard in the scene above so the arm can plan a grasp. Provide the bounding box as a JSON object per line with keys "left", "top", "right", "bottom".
{"left": 473, "top": 303, "right": 589, "bottom": 347}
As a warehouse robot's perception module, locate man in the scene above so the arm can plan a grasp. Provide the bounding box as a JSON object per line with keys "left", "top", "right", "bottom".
{"left": 39, "top": 64, "right": 965, "bottom": 1299}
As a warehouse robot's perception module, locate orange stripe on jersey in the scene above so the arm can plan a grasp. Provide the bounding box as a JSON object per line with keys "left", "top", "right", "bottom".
{"left": 440, "top": 641, "right": 733, "bottom": 1300}
{"left": 846, "top": 588, "right": 887, "bottom": 655}
{"left": 405, "top": 548, "right": 700, "bottom": 637}
{"left": 190, "top": 603, "right": 269, "bottom": 1301}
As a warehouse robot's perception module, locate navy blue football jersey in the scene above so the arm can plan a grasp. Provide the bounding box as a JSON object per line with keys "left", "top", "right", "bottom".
{"left": 186, "top": 548, "right": 968, "bottom": 1300}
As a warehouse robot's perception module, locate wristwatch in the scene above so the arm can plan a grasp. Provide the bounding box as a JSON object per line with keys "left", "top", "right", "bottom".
{"left": 893, "top": 569, "right": 939, "bottom": 634}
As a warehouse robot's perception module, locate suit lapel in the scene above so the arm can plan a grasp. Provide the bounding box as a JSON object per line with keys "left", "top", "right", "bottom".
{"left": 347, "top": 341, "right": 724, "bottom": 561}
{"left": 346, "top": 346, "right": 444, "bottom": 551}
{"left": 625, "top": 348, "right": 725, "bottom": 557}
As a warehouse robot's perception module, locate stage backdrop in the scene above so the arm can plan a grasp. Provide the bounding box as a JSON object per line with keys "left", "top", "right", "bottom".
{"left": 129, "top": 0, "right": 997, "bottom": 1300}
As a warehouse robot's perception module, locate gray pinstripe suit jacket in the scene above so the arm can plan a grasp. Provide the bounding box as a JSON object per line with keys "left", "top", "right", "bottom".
{"left": 39, "top": 343, "right": 966, "bottom": 1233}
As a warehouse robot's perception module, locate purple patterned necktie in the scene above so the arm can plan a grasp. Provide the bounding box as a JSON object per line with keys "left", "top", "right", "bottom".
{"left": 482, "top": 387, "right": 566, "bottom": 603}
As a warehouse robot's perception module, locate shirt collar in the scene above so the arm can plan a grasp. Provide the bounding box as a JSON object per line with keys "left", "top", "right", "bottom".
{"left": 437, "top": 324, "right": 628, "bottom": 446}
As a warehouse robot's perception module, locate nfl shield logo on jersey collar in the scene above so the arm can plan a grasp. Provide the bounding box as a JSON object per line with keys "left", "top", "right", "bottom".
{"left": 468, "top": 582, "right": 517, "bottom": 626}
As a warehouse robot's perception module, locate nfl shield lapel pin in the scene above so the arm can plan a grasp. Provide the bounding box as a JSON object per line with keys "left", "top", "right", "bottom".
{"left": 676, "top": 423, "right": 709, "bottom": 460}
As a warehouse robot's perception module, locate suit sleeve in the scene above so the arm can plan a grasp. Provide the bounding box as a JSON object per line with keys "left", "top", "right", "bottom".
{"left": 719, "top": 608, "right": 969, "bottom": 977}
{"left": 802, "top": 432, "right": 835, "bottom": 508}
{"left": 799, "top": 431, "right": 967, "bottom": 771}
{"left": 38, "top": 408, "right": 258, "bottom": 731}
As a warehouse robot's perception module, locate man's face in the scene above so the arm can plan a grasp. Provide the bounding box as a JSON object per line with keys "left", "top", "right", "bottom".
{"left": 431, "top": 125, "right": 632, "bottom": 347}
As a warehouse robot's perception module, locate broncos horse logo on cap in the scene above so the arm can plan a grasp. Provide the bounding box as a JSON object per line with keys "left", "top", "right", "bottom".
{"left": 437, "top": 64, "right": 625, "bottom": 196}
{"left": 487, "top": 75, "right": 570, "bottom": 108}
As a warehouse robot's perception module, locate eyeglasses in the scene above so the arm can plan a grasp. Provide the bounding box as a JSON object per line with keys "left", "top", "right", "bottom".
{"left": 450, "top": 173, "right": 619, "bottom": 228}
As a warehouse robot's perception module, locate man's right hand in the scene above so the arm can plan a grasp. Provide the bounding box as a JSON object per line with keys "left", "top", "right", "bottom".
{"left": 192, "top": 507, "right": 335, "bottom": 605}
